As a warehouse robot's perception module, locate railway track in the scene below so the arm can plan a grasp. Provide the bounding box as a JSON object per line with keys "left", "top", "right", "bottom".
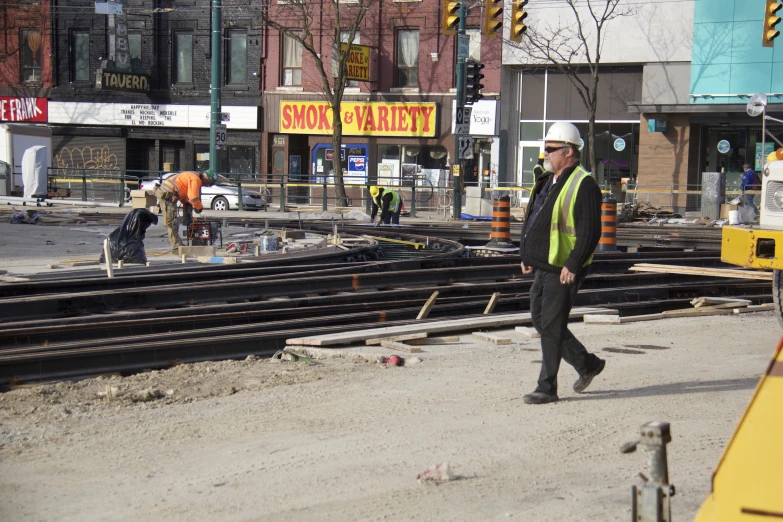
{"left": 0, "top": 240, "right": 770, "bottom": 385}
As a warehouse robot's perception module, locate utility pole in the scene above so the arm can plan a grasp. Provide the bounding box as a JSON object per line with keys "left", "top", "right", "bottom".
{"left": 452, "top": 1, "right": 467, "bottom": 220}
{"left": 209, "top": 0, "right": 222, "bottom": 173}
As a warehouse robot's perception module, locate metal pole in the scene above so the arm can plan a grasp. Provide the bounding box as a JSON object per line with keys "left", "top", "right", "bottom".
{"left": 209, "top": 0, "right": 222, "bottom": 174}
{"left": 452, "top": 2, "right": 467, "bottom": 221}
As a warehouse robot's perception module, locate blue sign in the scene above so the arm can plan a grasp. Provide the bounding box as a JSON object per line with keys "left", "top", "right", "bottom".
{"left": 648, "top": 119, "right": 668, "bottom": 133}
{"left": 613, "top": 138, "right": 626, "bottom": 152}
{"left": 717, "top": 140, "right": 730, "bottom": 155}
{"left": 348, "top": 155, "right": 366, "bottom": 172}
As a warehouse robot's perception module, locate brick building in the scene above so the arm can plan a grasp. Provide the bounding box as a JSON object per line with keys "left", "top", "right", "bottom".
{"left": 261, "top": 0, "right": 501, "bottom": 194}
{"left": 0, "top": 0, "right": 51, "bottom": 121}
{"left": 47, "top": 0, "right": 262, "bottom": 178}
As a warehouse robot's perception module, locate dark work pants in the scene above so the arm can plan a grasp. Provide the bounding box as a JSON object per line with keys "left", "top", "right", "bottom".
{"left": 529, "top": 269, "right": 600, "bottom": 395}
{"left": 382, "top": 203, "right": 402, "bottom": 225}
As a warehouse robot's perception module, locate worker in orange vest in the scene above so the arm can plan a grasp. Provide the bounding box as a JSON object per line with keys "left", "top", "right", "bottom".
{"left": 153, "top": 169, "right": 217, "bottom": 251}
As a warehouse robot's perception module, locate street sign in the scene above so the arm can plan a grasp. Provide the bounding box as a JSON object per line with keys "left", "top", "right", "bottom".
{"left": 215, "top": 124, "right": 227, "bottom": 149}
{"left": 458, "top": 34, "right": 470, "bottom": 59}
{"left": 95, "top": 2, "right": 123, "bottom": 15}
{"left": 455, "top": 106, "right": 472, "bottom": 135}
{"left": 459, "top": 137, "right": 474, "bottom": 159}
{"left": 221, "top": 112, "right": 230, "bottom": 122}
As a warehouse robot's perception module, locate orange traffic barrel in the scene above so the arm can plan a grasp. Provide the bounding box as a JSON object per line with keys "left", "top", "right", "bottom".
{"left": 597, "top": 192, "right": 617, "bottom": 252}
{"left": 486, "top": 195, "right": 514, "bottom": 248}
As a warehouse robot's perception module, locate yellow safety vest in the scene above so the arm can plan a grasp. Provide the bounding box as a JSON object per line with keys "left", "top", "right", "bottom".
{"left": 375, "top": 190, "right": 401, "bottom": 213}
{"left": 548, "top": 166, "right": 593, "bottom": 267}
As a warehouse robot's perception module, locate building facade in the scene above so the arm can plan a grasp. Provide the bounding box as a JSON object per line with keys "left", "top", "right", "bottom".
{"left": 0, "top": 0, "right": 52, "bottom": 122}
{"left": 261, "top": 0, "right": 501, "bottom": 194}
{"left": 48, "top": 0, "right": 263, "bottom": 179}
{"left": 501, "top": 0, "right": 694, "bottom": 200}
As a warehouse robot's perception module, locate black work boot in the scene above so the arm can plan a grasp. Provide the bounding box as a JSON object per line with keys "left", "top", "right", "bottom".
{"left": 522, "top": 391, "right": 559, "bottom": 405}
{"left": 573, "top": 359, "right": 606, "bottom": 393}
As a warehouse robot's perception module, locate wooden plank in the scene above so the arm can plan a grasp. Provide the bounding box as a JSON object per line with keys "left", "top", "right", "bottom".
{"left": 472, "top": 332, "right": 512, "bottom": 345}
{"left": 379, "top": 340, "right": 423, "bottom": 353}
{"left": 405, "top": 336, "right": 460, "bottom": 345}
{"left": 483, "top": 292, "right": 502, "bottom": 315}
{"left": 629, "top": 264, "right": 773, "bottom": 281}
{"left": 365, "top": 332, "right": 427, "bottom": 346}
{"left": 515, "top": 326, "right": 541, "bottom": 337}
{"left": 584, "top": 314, "right": 622, "bottom": 324}
{"left": 286, "top": 307, "right": 614, "bottom": 346}
{"left": 691, "top": 297, "right": 752, "bottom": 308}
{"left": 734, "top": 304, "right": 776, "bottom": 314}
{"left": 416, "top": 291, "right": 440, "bottom": 320}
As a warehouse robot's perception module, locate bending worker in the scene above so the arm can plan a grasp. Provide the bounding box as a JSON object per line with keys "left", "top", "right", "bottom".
{"left": 370, "top": 185, "right": 403, "bottom": 226}
{"left": 519, "top": 122, "right": 605, "bottom": 405}
{"left": 153, "top": 169, "right": 216, "bottom": 252}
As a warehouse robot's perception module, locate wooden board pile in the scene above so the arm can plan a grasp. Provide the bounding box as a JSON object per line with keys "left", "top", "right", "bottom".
{"left": 583, "top": 297, "right": 774, "bottom": 325}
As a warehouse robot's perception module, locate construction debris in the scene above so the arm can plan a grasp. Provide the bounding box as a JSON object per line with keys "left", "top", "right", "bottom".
{"left": 471, "top": 332, "right": 512, "bottom": 345}
{"left": 629, "top": 263, "right": 773, "bottom": 280}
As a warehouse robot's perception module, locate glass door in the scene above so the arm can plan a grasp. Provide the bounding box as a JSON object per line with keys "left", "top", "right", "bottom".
{"left": 519, "top": 141, "right": 543, "bottom": 186}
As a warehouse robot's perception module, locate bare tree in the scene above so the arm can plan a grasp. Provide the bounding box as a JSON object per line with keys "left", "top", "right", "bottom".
{"left": 263, "top": 0, "right": 376, "bottom": 206}
{"left": 507, "top": 0, "right": 634, "bottom": 175}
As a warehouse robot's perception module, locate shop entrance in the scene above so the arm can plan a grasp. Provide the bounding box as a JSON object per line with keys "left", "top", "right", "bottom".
{"left": 160, "top": 140, "right": 185, "bottom": 172}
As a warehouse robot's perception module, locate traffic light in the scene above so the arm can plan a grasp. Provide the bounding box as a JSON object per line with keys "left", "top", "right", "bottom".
{"left": 763, "top": 0, "right": 782, "bottom": 47}
{"left": 443, "top": 0, "right": 461, "bottom": 35}
{"left": 484, "top": 0, "right": 503, "bottom": 38}
{"left": 465, "top": 60, "right": 485, "bottom": 105}
{"left": 510, "top": 0, "right": 528, "bottom": 42}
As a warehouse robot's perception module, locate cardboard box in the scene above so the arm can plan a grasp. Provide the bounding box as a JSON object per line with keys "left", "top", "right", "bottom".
{"left": 720, "top": 204, "right": 738, "bottom": 219}
{"left": 131, "top": 190, "right": 158, "bottom": 209}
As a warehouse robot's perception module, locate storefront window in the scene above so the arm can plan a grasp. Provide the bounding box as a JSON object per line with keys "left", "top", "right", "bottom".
{"left": 543, "top": 121, "right": 639, "bottom": 187}
{"left": 376, "top": 144, "right": 448, "bottom": 187}
{"left": 312, "top": 144, "right": 368, "bottom": 183}
{"left": 194, "top": 144, "right": 256, "bottom": 174}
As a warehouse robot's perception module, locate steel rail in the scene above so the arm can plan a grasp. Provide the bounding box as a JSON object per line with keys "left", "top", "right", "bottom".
{"left": 0, "top": 280, "right": 771, "bottom": 384}
{"left": 0, "top": 256, "right": 728, "bottom": 322}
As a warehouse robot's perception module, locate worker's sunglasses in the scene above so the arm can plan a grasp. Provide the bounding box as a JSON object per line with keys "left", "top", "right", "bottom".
{"left": 544, "top": 146, "right": 568, "bottom": 154}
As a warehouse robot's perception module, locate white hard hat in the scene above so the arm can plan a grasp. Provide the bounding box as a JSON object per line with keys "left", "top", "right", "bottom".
{"left": 544, "top": 122, "right": 581, "bottom": 147}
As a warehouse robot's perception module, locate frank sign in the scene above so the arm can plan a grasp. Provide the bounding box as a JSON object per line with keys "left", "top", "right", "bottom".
{"left": 280, "top": 101, "right": 437, "bottom": 137}
{"left": 339, "top": 43, "right": 371, "bottom": 82}
{"left": 0, "top": 97, "right": 47, "bottom": 123}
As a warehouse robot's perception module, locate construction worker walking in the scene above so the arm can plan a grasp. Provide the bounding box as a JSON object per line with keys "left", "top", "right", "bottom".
{"left": 370, "top": 186, "right": 403, "bottom": 226}
{"left": 153, "top": 169, "right": 217, "bottom": 251}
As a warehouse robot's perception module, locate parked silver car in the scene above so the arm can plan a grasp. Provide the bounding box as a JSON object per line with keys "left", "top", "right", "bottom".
{"left": 138, "top": 173, "right": 266, "bottom": 211}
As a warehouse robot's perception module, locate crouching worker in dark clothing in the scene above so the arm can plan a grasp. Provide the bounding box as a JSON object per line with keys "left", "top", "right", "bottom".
{"left": 370, "top": 185, "right": 403, "bottom": 226}
{"left": 520, "top": 122, "right": 606, "bottom": 405}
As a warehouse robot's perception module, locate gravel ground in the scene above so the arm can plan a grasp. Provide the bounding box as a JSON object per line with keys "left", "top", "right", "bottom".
{"left": 0, "top": 312, "right": 778, "bottom": 521}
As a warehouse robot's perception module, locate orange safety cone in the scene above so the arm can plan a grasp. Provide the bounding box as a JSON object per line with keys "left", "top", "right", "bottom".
{"left": 486, "top": 195, "right": 515, "bottom": 249}
{"left": 597, "top": 192, "right": 617, "bottom": 252}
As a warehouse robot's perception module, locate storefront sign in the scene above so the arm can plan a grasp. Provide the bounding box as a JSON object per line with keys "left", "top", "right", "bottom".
{"left": 648, "top": 119, "right": 668, "bottom": 133}
{"left": 101, "top": 70, "right": 150, "bottom": 92}
{"left": 48, "top": 102, "right": 258, "bottom": 129}
{"left": 0, "top": 97, "right": 47, "bottom": 123}
{"left": 451, "top": 99, "right": 497, "bottom": 136}
{"left": 717, "top": 140, "right": 730, "bottom": 154}
{"left": 289, "top": 155, "right": 301, "bottom": 175}
{"left": 280, "top": 101, "right": 437, "bottom": 137}
{"left": 348, "top": 156, "right": 366, "bottom": 172}
{"left": 614, "top": 138, "right": 626, "bottom": 152}
{"left": 340, "top": 43, "right": 371, "bottom": 82}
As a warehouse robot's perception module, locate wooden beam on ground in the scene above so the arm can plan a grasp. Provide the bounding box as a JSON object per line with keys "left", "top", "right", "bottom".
{"left": 365, "top": 333, "right": 427, "bottom": 346}
{"left": 472, "top": 332, "right": 512, "bottom": 345}
{"left": 416, "top": 291, "right": 440, "bottom": 320}
{"left": 483, "top": 292, "right": 502, "bottom": 315}
{"left": 286, "top": 307, "right": 614, "bottom": 346}
{"left": 515, "top": 326, "right": 541, "bottom": 338}
{"left": 629, "top": 264, "right": 773, "bottom": 281}
{"left": 734, "top": 303, "right": 776, "bottom": 314}
{"left": 379, "top": 340, "right": 423, "bottom": 353}
{"left": 405, "top": 336, "right": 460, "bottom": 345}
{"left": 585, "top": 307, "right": 735, "bottom": 325}
{"left": 691, "top": 297, "right": 752, "bottom": 308}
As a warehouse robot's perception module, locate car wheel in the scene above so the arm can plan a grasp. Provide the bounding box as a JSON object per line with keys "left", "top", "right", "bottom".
{"left": 212, "top": 196, "right": 229, "bottom": 211}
